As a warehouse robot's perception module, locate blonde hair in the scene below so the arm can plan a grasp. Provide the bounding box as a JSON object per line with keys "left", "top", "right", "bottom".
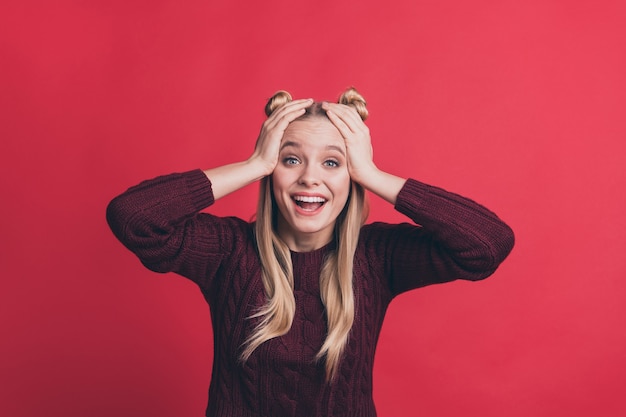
{"left": 241, "top": 87, "right": 369, "bottom": 381}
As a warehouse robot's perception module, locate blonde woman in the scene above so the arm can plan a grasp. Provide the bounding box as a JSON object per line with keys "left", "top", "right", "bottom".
{"left": 107, "top": 88, "right": 514, "bottom": 417}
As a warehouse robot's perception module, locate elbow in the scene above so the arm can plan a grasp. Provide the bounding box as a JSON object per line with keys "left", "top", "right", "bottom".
{"left": 455, "top": 222, "right": 515, "bottom": 282}
{"left": 469, "top": 223, "right": 515, "bottom": 281}
{"left": 106, "top": 195, "right": 182, "bottom": 274}
{"left": 105, "top": 195, "right": 149, "bottom": 246}
{"left": 492, "top": 222, "right": 515, "bottom": 266}
{"left": 106, "top": 195, "right": 128, "bottom": 241}
{"left": 105, "top": 195, "right": 158, "bottom": 250}
{"left": 499, "top": 223, "right": 516, "bottom": 262}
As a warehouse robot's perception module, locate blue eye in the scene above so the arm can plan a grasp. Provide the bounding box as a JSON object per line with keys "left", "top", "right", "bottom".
{"left": 284, "top": 157, "right": 300, "bottom": 165}
{"left": 324, "top": 160, "right": 339, "bottom": 167}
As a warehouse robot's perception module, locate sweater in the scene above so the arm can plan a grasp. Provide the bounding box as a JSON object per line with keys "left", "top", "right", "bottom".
{"left": 106, "top": 169, "right": 514, "bottom": 417}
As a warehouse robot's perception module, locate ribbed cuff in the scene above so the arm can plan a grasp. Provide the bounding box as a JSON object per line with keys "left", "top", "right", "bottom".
{"left": 394, "top": 178, "right": 429, "bottom": 219}
{"left": 184, "top": 169, "right": 215, "bottom": 211}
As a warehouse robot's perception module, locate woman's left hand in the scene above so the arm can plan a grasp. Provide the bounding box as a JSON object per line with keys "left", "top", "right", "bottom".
{"left": 322, "top": 102, "right": 407, "bottom": 205}
{"left": 321, "top": 102, "right": 376, "bottom": 186}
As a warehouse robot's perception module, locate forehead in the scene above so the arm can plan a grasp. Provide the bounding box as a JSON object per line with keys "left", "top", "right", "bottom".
{"left": 282, "top": 119, "right": 344, "bottom": 149}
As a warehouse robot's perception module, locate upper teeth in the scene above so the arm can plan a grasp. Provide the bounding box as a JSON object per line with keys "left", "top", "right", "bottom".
{"left": 294, "top": 196, "right": 326, "bottom": 203}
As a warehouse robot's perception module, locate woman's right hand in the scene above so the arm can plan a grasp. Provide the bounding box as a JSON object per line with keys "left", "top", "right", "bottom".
{"left": 249, "top": 98, "right": 313, "bottom": 175}
{"left": 203, "top": 98, "right": 312, "bottom": 201}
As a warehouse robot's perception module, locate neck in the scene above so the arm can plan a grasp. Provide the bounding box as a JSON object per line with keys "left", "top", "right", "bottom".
{"left": 276, "top": 221, "right": 334, "bottom": 252}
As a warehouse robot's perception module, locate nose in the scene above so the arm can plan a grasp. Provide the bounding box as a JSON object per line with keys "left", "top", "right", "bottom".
{"left": 298, "top": 163, "right": 321, "bottom": 187}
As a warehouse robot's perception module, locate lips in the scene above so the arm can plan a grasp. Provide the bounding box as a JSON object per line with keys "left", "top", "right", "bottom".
{"left": 292, "top": 195, "right": 327, "bottom": 212}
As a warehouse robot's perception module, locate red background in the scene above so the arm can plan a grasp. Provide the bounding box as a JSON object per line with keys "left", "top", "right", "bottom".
{"left": 2, "top": 1, "right": 625, "bottom": 416}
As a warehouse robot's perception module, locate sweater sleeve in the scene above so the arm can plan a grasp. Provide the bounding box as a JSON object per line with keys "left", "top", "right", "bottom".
{"left": 105, "top": 169, "right": 251, "bottom": 291}
{"left": 365, "top": 179, "right": 515, "bottom": 296}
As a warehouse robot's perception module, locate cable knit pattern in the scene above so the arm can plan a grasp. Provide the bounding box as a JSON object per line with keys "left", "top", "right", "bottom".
{"left": 106, "top": 169, "right": 514, "bottom": 417}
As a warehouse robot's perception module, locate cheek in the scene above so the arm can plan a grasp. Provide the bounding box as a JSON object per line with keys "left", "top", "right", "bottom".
{"left": 270, "top": 175, "right": 281, "bottom": 202}
{"left": 271, "top": 169, "right": 289, "bottom": 192}
{"left": 271, "top": 171, "right": 296, "bottom": 208}
{"left": 332, "top": 173, "right": 352, "bottom": 202}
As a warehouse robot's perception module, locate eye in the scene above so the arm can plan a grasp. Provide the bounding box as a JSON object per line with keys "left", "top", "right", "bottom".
{"left": 283, "top": 157, "right": 300, "bottom": 165}
{"left": 324, "top": 159, "right": 340, "bottom": 168}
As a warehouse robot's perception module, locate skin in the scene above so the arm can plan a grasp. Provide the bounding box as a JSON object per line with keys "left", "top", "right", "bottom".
{"left": 203, "top": 98, "right": 407, "bottom": 252}
{"left": 272, "top": 118, "right": 351, "bottom": 251}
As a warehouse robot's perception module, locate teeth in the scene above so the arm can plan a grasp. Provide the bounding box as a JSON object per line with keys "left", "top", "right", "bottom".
{"left": 293, "top": 195, "right": 326, "bottom": 203}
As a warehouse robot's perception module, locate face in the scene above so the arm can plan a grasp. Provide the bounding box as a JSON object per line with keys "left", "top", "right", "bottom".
{"left": 272, "top": 118, "right": 351, "bottom": 252}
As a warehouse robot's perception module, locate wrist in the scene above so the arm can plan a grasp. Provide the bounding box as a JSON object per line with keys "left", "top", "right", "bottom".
{"left": 357, "top": 168, "right": 406, "bottom": 205}
{"left": 350, "top": 162, "right": 380, "bottom": 188}
{"left": 246, "top": 156, "right": 275, "bottom": 179}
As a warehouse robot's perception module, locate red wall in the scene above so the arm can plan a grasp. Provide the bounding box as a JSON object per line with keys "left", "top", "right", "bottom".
{"left": 2, "top": 1, "right": 625, "bottom": 416}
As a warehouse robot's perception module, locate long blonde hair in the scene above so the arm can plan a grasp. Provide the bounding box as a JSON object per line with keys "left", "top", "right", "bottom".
{"left": 240, "top": 88, "right": 369, "bottom": 381}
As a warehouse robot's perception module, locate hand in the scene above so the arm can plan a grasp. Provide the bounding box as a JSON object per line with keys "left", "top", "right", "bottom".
{"left": 250, "top": 98, "right": 313, "bottom": 175}
{"left": 321, "top": 102, "right": 376, "bottom": 186}
{"left": 322, "top": 102, "right": 406, "bottom": 204}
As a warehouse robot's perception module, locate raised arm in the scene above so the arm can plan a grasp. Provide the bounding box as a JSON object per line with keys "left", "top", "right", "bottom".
{"left": 106, "top": 169, "right": 226, "bottom": 287}
{"left": 322, "top": 101, "right": 514, "bottom": 292}
{"left": 321, "top": 101, "right": 406, "bottom": 204}
{"left": 106, "top": 99, "right": 314, "bottom": 286}
{"left": 205, "top": 98, "right": 313, "bottom": 200}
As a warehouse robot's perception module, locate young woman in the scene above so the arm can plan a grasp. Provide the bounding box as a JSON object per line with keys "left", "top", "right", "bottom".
{"left": 106, "top": 88, "right": 514, "bottom": 417}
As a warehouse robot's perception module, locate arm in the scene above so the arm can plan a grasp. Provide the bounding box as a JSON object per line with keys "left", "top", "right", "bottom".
{"left": 105, "top": 169, "right": 232, "bottom": 287}
{"left": 355, "top": 177, "right": 515, "bottom": 296}
{"left": 386, "top": 178, "right": 515, "bottom": 293}
{"left": 323, "top": 102, "right": 514, "bottom": 293}
{"left": 322, "top": 102, "right": 405, "bottom": 204}
{"left": 205, "top": 98, "right": 314, "bottom": 200}
{"left": 106, "top": 99, "right": 314, "bottom": 286}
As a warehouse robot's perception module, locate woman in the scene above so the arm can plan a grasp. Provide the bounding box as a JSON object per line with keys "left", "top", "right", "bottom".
{"left": 106, "top": 88, "right": 514, "bottom": 417}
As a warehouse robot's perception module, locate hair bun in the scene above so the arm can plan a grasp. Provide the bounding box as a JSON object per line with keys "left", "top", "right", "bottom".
{"left": 338, "top": 87, "right": 368, "bottom": 121}
{"left": 265, "top": 90, "right": 293, "bottom": 117}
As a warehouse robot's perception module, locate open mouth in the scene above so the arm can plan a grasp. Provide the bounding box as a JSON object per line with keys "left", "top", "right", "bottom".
{"left": 293, "top": 195, "right": 327, "bottom": 212}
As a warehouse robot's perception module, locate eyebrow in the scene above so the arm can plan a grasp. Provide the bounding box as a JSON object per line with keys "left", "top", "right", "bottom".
{"left": 280, "top": 141, "right": 300, "bottom": 150}
{"left": 280, "top": 141, "right": 346, "bottom": 156}
{"left": 326, "top": 145, "right": 346, "bottom": 156}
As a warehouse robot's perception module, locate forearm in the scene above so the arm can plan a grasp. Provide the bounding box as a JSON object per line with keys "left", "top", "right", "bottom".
{"left": 106, "top": 170, "right": 214, "bottom": 260}
{"left": 203, "top": 158, "right": 271, "bottom": 201}
{"left": 106, "top": 169, "right": 246, "bottom": 284}
{"left": 354, "top": 165, "right": 407, "bottom": 205}
{"left": 203, "top": 97, "right": 313, "bottom": 201}
{"left": 396, "top": 178, "right": 515, "bottom": 278}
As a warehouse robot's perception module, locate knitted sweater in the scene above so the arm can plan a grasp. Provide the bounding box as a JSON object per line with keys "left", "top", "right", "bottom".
{"left": 106, "top": 169, "right": 514, "bottom": 417}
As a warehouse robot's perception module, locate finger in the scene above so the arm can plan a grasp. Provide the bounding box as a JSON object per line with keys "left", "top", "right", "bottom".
{"left": 330, "top": 103, "right": 362, "bottom": 124}
{"left": 264, "top": 99, "right": 312, "bottom": 131}
{"left": 271, "top": 104, "right": 311, "bottom": 132}
{"left": 268, "top": 98, "right": 313, "bottom": 123}
{"left": 324, "top": 104, "right": 365, "bottom": 137}
{"left": 325, "top": 108, "right": 353, "bottom": 139}
{"left": 322, "top": 103, "right": 363, "bottom": 133}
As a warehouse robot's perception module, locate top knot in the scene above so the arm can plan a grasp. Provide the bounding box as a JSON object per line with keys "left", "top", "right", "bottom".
{"left": 264, "top": 87, "right": 368, "bottom": 121}
{"left": 265, "top": 90, "right": 293, "bottom": 117}
{"left": 338, "top": 87, "right": 368, "bottom": 121}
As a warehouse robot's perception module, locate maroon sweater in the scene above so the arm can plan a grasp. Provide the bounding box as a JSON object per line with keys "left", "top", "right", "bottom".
{"left": 106, "top": 169, "right": 514, "bottom": 417}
